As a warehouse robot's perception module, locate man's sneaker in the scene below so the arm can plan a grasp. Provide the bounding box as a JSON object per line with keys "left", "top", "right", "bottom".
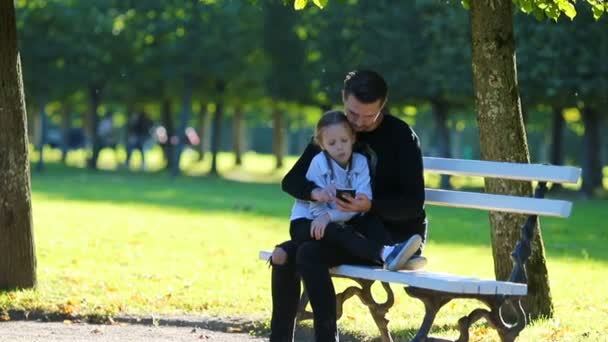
{"left": 384, "top": 235, "right": 422, "bottom": 271}
{"left": 403, "top": 255, "right": 427, "bottom": 271}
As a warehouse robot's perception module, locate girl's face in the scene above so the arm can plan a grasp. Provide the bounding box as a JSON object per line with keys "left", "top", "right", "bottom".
{"left": 319, "top": 123, "right": 355, "bottom": 167}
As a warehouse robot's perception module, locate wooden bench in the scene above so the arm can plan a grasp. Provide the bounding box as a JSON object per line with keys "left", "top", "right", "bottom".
{"left": 259, "top": 157, "right": 581, "bottom": 342}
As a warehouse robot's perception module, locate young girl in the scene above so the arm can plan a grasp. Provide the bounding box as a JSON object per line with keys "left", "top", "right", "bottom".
{"left": 288, "top": 110, "right": 421, "bottom": 271}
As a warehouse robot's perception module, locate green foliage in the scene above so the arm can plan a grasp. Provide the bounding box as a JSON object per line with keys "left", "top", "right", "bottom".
{"left": 302, "top": 0, "right": 607, "bottom": 20}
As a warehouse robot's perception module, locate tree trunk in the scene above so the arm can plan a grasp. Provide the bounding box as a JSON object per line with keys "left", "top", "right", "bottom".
{"left": 209, "top": 81, "right": 225, "bottom": 176}
{"left": 0, "top": 1, "right": 37, "bottom": 289}
{"left": 432, "top": 99, "right": 452, "bottom": 189}
{"left": 581, "top": 106, "right": 602, "bottom": 197}
{"left": 172, "top": 76, "right": 193, "bottom": 177}
{"left": 470, "top": 0, "right": 553, "bottom": 319}
{"left": 550, "top": 106, "right": 564, "bottom": 191}
{"left": 161, "top": 98, "right": 174, "bottom": 171}
{"left": 86, "top": 85, "right": 102, "bottom": 170}
{"left": 60, "top": 105, "right": 72, "bottom": 164}
{"left": 198, "top": 102, "right": 207, "bottom": 162}
{"left": 35, "top": 101, "right": 47, "bottom": 172}
{"left": 272, "top": 105, "right": 285, "bottom": 169}
{"left": 233, "top": 106, "right": 245, "bottom": 166}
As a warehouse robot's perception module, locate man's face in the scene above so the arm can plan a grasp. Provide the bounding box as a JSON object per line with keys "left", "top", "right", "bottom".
{"left": 342, "top": 93, "right": 384, "bottom": 132}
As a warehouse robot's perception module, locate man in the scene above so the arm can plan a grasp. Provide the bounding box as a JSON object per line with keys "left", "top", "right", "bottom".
{"left": 270, "top": 70, "right": 427, "bottom": 342}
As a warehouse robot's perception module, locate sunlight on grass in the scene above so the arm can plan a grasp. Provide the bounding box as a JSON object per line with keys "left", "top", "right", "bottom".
{"left": 2, "top": 152, "right": 606, "bottom": 340}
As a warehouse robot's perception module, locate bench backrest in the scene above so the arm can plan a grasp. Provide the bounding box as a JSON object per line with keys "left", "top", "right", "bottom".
{"left": 422, "top": 157, "right": 581, "bottom": 217}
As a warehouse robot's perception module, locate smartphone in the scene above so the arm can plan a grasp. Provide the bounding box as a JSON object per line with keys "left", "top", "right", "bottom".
{"left": 336, "top": 188, "right": 356, "bottom": 201}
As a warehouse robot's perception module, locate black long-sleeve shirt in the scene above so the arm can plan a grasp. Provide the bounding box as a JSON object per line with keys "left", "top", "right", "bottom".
{"left": 282, "top": 114, "right": 426, "bottom": 241}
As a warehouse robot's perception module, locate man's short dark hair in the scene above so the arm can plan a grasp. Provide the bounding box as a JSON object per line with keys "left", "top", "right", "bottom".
{"left": 343, "top": 70, "right": 388, "bottom": 104}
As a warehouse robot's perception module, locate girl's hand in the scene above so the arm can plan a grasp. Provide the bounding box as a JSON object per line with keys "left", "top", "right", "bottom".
{"left": 311, "top": 184, "right": 336, "bottom": 203}
{"left": 310, "top": 214, "right": 331, "bottom": 240}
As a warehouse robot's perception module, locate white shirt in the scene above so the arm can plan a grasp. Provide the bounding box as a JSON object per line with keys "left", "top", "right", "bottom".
{"left": 290, "top": 152, "right": 372, "bottom": 223}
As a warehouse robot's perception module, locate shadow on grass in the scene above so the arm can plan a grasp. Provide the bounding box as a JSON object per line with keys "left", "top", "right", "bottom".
{"left": 30, "top": 163, "right": 608, "bottom": 263}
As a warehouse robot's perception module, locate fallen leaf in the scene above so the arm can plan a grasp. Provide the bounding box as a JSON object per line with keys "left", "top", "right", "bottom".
{"left": 227, "top": 327, "right": 242, "bottom": 333}
{"left": 0, "top": 313, "right": 10, "bottom": 321}
{"left": 91, "top": 328, "right": 103, "bottom": 334}
{"left": 63, "top": 320, "right": 73, "bottom": 325}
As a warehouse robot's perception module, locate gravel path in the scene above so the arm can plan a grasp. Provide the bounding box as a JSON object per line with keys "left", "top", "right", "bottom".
{"left": 0, "top": 321, "right": 267, "bottom": 342}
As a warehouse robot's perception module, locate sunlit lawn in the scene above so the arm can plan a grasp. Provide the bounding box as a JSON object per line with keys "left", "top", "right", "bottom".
{"left": 1, "top": 148, "right": 606, "bottom": 341}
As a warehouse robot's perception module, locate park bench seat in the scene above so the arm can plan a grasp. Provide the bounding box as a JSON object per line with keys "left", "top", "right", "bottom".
{"left": 259, "top": 250, "right": 527, "bottom": 296}
{"left": 260, "top": 156, "right": 581, "bottom": 342}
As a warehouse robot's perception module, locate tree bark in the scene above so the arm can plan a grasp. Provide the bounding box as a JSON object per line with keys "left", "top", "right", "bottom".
{"left": 209, "top": 80, "right": 225, "bottom": 176}
{"left": 550, "top": 106, "right": 564, "bottom": 166}
{"left": 581, "top": 106, "right": 602, "bottom": 197}
{"left": 0, "top": 1, "right": 37, "bottom": 289}
{"left": 470, "top": 0, "right": 553, "bottom": 319}
{"left": 35, "top": 101, "right": 47, "bottom": 172}
{"left": 60, "top": 105, "right": 72, "bottom": 164}
{"left": 198, "top": 102, "right": 207, "bottom": 162}
{"left": 272, "top": 104, "right": 285, "bottom": 169}
{"left": 549, "top": 106, "right": 564, "bottom": 191}
{"left": 161, "top": 98, "right": 174, "bottom": 171}
{"left": 233, "top": 106, "right": 245, "bottom": 166}
{"left": 86, "top": 85, "right": 102, "bottom": 170}
{"left": 432, "top": 99, "right": 452, "bottom": 189}
{"left": 172, "top": 76, "right": 193, "bottom": 177}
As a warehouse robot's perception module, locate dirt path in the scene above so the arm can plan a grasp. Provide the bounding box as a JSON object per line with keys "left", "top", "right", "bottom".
{"left": 0, "top": 321, "right": 267, "bottom": 342}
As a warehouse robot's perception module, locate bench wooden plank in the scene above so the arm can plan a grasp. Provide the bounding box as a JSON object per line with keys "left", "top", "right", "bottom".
{"left": 259, "top": 251, "right": 527, "bottom": 296}
{"left": 425, "top": 189, "right": 573, "bottom": 218}
{"left": 423, "top": 157, "right": 581, "bottom": 184}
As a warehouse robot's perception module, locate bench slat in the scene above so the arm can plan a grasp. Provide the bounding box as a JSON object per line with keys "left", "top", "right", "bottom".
{"left": 423, "top": 157, "right": 581, "bottom": 184}
{"left": 259, "top": 251, "right": 526, "bottom": 296}
{"left": 425, "top": 189, "right": 573, "bottom": 217}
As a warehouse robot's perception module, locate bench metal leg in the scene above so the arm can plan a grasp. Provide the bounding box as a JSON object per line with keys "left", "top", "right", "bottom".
{"left": 339, "top": 279, "right": 395, "bottom": 342}
{"left": 405, "top": 287, "right": 526, "bottom": 342}
{"left": 297, "top": 279, "right": 395, "bottom": 342}
{"left": 405, "top": 287, "right": 453, "bottom": 342}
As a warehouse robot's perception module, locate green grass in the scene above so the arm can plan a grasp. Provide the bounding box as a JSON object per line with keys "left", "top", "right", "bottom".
{"left": 1, "top": 150, "right": 607, "bottom": 341}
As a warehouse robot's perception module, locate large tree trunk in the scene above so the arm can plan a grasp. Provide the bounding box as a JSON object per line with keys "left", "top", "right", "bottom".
{"left": 233, "top": 106, "right": 245, "bottom": 166}
{"left": 272, "top": 104, "right": 285, "bottom": 169}
{"left": 86, "top": 85, "right": 102, "bottom": 170}
{"left": 432, "top": 99, "right": 452, "bottom": 189}
{"left": 209, "top": 80, "right": 225, "bottom": 176}
{"left": 0, "top": 1, "right": 37, "bottom": 289}
{"left": 197, "top": 102, "right": 207, "bottom": 162}
{"left": 581, "top": 106, "right": 602, "bottom": 197}
{"left": 470, "top": 0, "right": 553, "bottom": 319}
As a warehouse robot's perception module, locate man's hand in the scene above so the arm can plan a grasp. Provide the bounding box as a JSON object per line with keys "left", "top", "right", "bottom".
{"left": 310, "top": 213, "right": 330, "bottom": 240}
{"left": 336, "top": 193, "right": 371, "bottom": 213}
{"left": 311, "top": 185, "right": 336, "bottom": 203}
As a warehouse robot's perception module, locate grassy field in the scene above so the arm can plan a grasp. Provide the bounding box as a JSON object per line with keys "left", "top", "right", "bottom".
{"left": 1, "top": 149, "right": 606, "bottom": 341}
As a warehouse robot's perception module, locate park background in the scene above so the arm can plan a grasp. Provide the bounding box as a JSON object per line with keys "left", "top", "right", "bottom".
{"left": 1, "top": 0, "right": 607, "bottom": 341}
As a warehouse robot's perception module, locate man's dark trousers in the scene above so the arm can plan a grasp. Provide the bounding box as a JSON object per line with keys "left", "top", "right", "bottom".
{"left": 270, "top": 215, "right": 393, "bottom": 342}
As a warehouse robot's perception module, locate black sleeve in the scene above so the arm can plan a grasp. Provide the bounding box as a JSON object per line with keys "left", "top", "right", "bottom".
{"left": 369, "top": 128, "right": 425, "bottom": 221}
{"left": 281, "top": 140, "right": 321, "bottom": 201}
